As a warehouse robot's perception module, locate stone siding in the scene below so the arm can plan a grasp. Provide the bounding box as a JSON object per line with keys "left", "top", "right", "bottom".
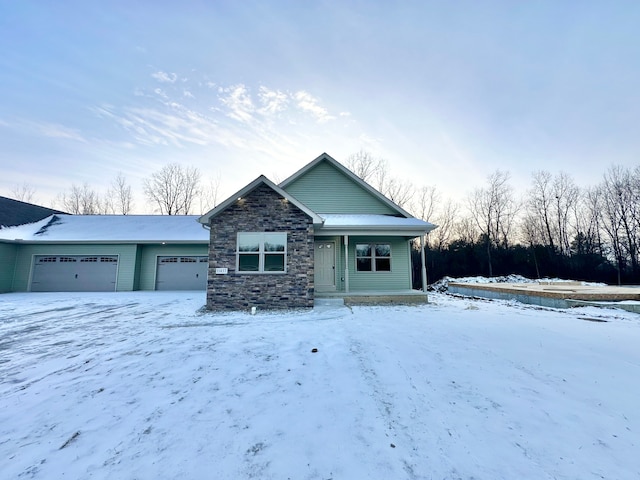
{"left": 206, "top": 184, "right": 314, "bottom": 310}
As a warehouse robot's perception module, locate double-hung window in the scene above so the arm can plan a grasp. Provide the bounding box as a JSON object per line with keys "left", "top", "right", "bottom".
{"left": 355, "top": 243, "right": 391, "bottom": 272}
{"left": 237, "top": 232, "right": 287, "bottom": 273}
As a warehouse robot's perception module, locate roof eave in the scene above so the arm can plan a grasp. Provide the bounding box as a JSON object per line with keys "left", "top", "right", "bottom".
{"left": 316, "top": 225, "right": 436, "bottom": 237}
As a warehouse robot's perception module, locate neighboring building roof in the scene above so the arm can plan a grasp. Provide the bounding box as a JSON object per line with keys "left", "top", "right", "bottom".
{"left": 279, "top": 153, "right": 415, "bottom": 218}
{"left": 0, "top": 196, "right": 65, "bottom": 228}
{"left": 0, "top": 214, "right": 208, "bottom": 244}
{"left": 198, "top": 175, "right": 324, "bottom": 225}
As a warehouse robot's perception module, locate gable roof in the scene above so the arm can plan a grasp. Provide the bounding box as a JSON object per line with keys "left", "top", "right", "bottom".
{"left": 0, "top": 214, "right": 208, "bottom": 244}
{"left": 278, "top": 153, "right": 414, "bottom": 218}
{"left": 0, "top": 196, "right": 65, "bottom": 228}
{"left": 198, "top": 175, "right": 324, "bottom": 225}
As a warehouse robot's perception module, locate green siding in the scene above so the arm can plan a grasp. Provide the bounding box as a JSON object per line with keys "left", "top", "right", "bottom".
{"left": 284, "top": 161, "right": 397, "bottom": 214}
{"left": 348, "top": 236, "right": 412, "bottom": 291}
{"left": 0, "top": 242, "right": 18, "bottom": 293}
{"left": 138, "top": 244, "right": 208, "bottom": 290}
{"left": 316, "top": 236, "right": 412, "bottom": 292}
{"left": 11, "top": 244, "right": 139, "bottom": 292}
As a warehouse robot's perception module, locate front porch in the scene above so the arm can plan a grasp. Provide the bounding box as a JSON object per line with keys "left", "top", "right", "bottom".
{"left": 315, "top": 289, "right": 428, "bottom": 306}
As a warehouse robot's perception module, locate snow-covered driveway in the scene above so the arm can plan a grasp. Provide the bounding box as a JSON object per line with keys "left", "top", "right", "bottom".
{"left": 1, "top": 292, "right": 639, "bottom": 479}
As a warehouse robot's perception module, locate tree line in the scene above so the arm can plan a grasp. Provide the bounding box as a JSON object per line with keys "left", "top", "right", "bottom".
{"left": 9, "top": 151, "right": 640, "bottom": 284}
{"left": 346, "top": 151, "right": 640, "bottom": 285}
{"left": 10, "top": 164, "right": 219, "bottom": 217}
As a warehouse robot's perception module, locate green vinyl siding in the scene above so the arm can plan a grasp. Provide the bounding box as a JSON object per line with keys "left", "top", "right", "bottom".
{"left": 347, "top": 236, "right": 411, "bottom": 291}
{"left": 283, "top": 161, "right": 397, "bottom": 215}
{"left": 11, "top": 244, "right": 139, "bottom": 292}
{"left": 138, "top": 244, "right": 208, "bottom": 290}
{"left": 316, "top": 236, "right": 412, "bottom": 292}
{"left": 0, "top": 242, "right": 18, "bottom": 293}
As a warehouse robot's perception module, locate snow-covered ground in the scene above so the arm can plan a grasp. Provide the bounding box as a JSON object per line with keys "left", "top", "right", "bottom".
{"left": 1, "top": 292, "right": 639, "bottom": 479}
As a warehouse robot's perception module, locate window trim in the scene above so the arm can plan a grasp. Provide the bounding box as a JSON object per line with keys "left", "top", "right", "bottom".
{"left": 236, "top": 232, "right": 287, "bottom": 274}
{"left": 355, "top": 243, "right": 392, "bottom": 272}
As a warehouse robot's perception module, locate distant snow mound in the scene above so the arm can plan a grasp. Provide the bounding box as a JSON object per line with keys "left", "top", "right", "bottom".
{"left": 428, "top": 274, "right": 605, "bottom": 292}
{"left": 428, "top": 274, "right": 535, "bottom": 293}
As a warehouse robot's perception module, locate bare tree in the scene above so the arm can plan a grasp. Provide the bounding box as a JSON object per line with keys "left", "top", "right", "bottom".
{"left": 526, "top": 170, "right": 557, "bottom": 253}
{"left": 430, "top": 199, "right": 458, "bottom": 250}
{"left": 468, "top": 170, "right": 519, "bottom": 276}
{"left": 106, "top": 172, "right": 134, "bottom": 215}
{"left": 552, "top": 172, "right": 579, "bottom": 256}
{"left": 413, "top": 185, "right": 439, "bottom": 222}
{"left": 599, "top": 165, "right": 640, "bottom": 280}
{"left": 345, "top": 151, "right": 415, "bottom": 208}
{"left": 199, "top": 174, "right": 221, "bottom": 214}
{"left": 346, "top": 150, "right": 383, "bottom": 184}
{"left": 59, "top": 183, "right": 101, "bottom": 214}
{"left": 144, "top": 163, "right": 201, "bottom": 215}
{"left": 11, "top": 183, "right": 37, "bottom": 203}
{"left": 383, "top": 177, "right": 414, "bottom": 208}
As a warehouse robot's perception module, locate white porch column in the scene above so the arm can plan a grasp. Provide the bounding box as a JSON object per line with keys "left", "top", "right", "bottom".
{"left": 420, "top": 234, "right": 427, "bottom": 292}
{"left": 344, "top": 235, "right": 350, "bottom": 293}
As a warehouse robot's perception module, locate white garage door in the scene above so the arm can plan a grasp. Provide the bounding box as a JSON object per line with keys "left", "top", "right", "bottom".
{"left": 31, "top": 255, "right": 119, "bottom": 292}
{"left": 156, "top": 256, "right": 208, "bottom": 290}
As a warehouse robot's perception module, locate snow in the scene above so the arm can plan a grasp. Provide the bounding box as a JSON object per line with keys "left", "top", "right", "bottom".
{"left": 319, "top": 213, "right": 434, "bottom": 230}
{"left": 429, "top": 274, "right": 606, "bottom": 293}
{"left": 1, "top": 292, "right": 640, "bottom": 479}
{"left": 0, "top": 214, "right": 208, "bottom": 242}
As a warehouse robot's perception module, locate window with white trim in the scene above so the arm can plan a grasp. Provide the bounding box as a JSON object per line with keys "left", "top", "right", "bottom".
{"left": 355, "top": 243, "right": 391, "bottom": 272}
{"left": 237, "top": 232, "right": 287, "bottom": 273}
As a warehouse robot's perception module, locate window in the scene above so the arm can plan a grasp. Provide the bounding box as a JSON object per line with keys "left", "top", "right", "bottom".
{"left": 356, "top": 243, "right": 391, "bottom": 272}
{"left": 237, "top": 232, "right": 287, "bottom": 273}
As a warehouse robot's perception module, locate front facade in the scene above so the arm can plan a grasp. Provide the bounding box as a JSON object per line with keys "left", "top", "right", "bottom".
{"left": 199, "top": 153, "right": 436, "bottom": 311}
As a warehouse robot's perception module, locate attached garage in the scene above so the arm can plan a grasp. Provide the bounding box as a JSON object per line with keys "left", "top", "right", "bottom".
{"left": 31, "top": 255, "right": 118, "bottom": 292}
{"left": 155, "top": 256, "right": 208, "bottom": 290}
{"left": 1, "top": 214, "right": 209, "bottom": 293}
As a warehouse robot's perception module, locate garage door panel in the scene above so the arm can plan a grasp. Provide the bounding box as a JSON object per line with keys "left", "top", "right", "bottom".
{"left": 31, "top": 255, "right": 118, "bottom": 292}
{"left": 156, "top": 256, "right": 208, "bottom": 290}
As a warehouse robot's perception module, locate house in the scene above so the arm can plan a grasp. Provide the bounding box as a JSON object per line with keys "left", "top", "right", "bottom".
{"left": 0, "top": 214, "right": 208, "bottom": 293}
{"left": 198, "top": 153, "right": 436, "bottom": 310}
{"left": 0, "top": 195, "right": 65, "bottom": 227}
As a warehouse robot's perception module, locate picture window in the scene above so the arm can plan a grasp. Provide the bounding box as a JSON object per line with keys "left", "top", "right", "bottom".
{"left": 355, "top": 243, "right": 391, "bottom": 272}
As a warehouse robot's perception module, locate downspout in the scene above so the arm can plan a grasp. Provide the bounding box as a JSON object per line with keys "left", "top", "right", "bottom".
{"left": 344, "top": 235, "right": 349, "bottom": 293}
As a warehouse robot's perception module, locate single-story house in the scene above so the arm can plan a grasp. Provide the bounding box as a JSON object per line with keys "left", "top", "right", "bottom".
{"left": 0, "top": 214, "right": 208, "bottom": 293}
{"left": 0, "top": 153, "right": 436, "bottom": 304}
{"left": 198, "top": 153, "right": 436, "bottom": 310}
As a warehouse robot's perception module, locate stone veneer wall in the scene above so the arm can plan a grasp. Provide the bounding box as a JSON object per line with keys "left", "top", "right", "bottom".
{"left": 206, "top": 183, "right": 314, "bottom": 310}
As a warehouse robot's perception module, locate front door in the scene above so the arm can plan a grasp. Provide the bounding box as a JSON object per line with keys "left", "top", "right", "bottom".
{"left": 314, "top": 242, "right": 336, "bottom": 291}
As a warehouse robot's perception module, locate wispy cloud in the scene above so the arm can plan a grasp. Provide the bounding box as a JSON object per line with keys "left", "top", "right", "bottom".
{"left": 258, "top": 87, "right": 288, "bottom": 115}
{"left": 38, "top": 123, "right": 88, "bottom": 142}
{"left": 293, "top": 91, "right": 335, "bottom": 123}
{"left": 92, "top": 76, "right": 352, "bottom": 168}
{"left": 218, "top": 84, "right": 255, "bottom": 123}
{"left": 151, "top": 71, "right": 177, "bottom": 83}
{"left": 6, "top": 119, "right": 89, "bottom": 143}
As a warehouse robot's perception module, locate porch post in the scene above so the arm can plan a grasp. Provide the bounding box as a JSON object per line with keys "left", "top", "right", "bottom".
{"left": 420, "top": 234, "right": 427, "bottom": 292}
{"left": 344, "top": 235, "right": 350, "bottom": 293}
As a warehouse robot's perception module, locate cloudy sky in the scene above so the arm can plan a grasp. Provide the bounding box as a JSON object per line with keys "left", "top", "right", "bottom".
{"left": 1, "top": 1, "right": 639, "bottom": 212}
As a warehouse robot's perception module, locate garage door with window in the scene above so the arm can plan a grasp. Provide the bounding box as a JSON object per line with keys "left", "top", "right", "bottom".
{"left": 156, "top": 256, "right": 208, "bottom": 290}
{"left": 31, "top": 255, "right": 119, "bottom": 292}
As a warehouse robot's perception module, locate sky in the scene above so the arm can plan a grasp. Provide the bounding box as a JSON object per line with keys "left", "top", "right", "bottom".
{"left": 1, "top": 1, "right": 639, "bottom": 213}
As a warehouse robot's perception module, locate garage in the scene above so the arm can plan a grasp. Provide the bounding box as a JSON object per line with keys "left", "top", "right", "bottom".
{"left": 31, "top": 255, "right": 119, "bottom": 292}
{"left": 155, "top": 256, "right": 208, "bottom": 290}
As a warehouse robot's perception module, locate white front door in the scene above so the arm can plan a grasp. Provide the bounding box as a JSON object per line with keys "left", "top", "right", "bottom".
{"left": 314, "top": 242, "right": 336, "bottom": 291}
